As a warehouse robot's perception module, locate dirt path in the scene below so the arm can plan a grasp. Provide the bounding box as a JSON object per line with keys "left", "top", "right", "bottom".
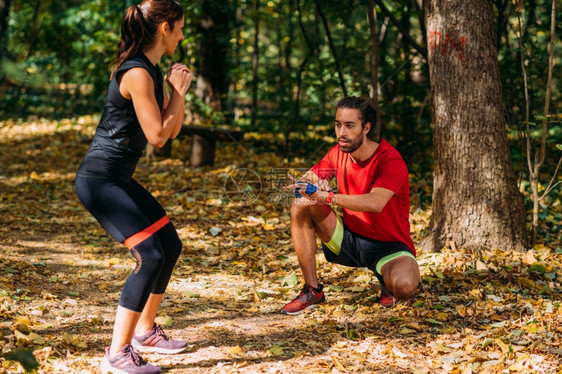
{"left": 0, "top": 116, "right": 560, "bottom": 373}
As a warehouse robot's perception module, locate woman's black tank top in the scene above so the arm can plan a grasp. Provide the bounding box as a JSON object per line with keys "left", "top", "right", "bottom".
{"left": 76, "top": 52, "right": 163, "bottom": 182}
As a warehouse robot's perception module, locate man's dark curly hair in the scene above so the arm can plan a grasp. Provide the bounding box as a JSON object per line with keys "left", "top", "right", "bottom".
{"left": 336, "top": 96, "right": 378, "bottom": 140}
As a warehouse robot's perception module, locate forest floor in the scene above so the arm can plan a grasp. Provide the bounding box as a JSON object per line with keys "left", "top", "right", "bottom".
{"left": 0, "top": 115, "right": 561, "bottom": 374}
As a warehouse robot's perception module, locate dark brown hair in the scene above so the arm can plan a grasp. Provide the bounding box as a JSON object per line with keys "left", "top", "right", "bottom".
{"left": 336, "top": 96, "right": 377, "bottom": 139}
{"left": 111, "top": 0, "right": 184, "bottom": 74}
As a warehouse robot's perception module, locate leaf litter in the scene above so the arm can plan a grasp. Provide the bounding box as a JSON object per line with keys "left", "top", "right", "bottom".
{"left": 0, "top": 116, "right": 560, "bottom": 373}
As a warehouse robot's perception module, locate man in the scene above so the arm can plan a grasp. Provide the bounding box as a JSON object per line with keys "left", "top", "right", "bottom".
{"left": 281, "top": 96, "right": 419, "bottom": 315}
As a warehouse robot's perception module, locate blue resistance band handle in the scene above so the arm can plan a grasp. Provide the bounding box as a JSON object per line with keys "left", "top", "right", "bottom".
{"left": 294, "top": 181, "right": 317, "bottom": 198}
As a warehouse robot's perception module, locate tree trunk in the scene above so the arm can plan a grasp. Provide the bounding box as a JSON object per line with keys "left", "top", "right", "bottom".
{"left": 367, "top": 0, "right": 382, "bottom": 141}
{"left": 195, "top": 0, "right": 233, "bottom": 112}
{"left": 420, "top": 0, "right": 528, "bottom": 252}
{"left": 250, "top": 0, "right": 260, "bottom": 127}
{"left": 0, "top": 0, "right": 11, "bottom": 54}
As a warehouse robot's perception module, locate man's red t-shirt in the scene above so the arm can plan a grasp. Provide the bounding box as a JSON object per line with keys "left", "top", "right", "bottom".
{"left": 311, "top": 139, "right": 415, "bottom": 256}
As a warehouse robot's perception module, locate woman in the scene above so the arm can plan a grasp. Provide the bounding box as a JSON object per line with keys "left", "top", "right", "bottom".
{"left": 75, "top": 1, "right": 192, "bottom": 373}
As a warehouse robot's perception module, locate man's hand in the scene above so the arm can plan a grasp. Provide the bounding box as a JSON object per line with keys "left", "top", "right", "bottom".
{"left": 284, "top": 174, "right": 333, "bottom": 202}
{"left": 284, "top": 174, "right": 316, "bottom": 198}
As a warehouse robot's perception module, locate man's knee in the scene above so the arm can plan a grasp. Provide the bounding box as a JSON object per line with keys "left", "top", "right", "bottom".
{"left": 392, "top": 276, "right": 419, "bottom": 300}
{"left": 290, "top": 198, "right": 311, "bottom": 214}
{"left": 382, "top": 256, "right": 420, "bottom": 300}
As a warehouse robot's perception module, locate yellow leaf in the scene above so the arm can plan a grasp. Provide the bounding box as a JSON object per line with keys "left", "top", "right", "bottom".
{"left": 155, "top": 316, "right": 173, "bottom": 327}
{"left": 62, "top": 332, "right": 73, "bottom": 344}
{"left": 521, "top": 278, "right": 535, "bottom": 290}
{"left": 14, "top": 330, "right": 30, "bottom": 344}
{"left": 331, "top": 355, "right": 346, "bottom": 371}
{"left": 469, "top": 289, "right": 482, "bottom": 299}
{"left": 495, "top": 338, "right": 510, "bottom": 354}
{"left": 107, "top": 258, "right": 120, "bottom": 266}
{"left": 269, "top": 345, "right": 284, "bottom": 355}
{"left": 435, "top": 312, "right": 449, "bottom": 321}
{"left": 16, "top": 316, "right": 33, "bottom": 326}
{"left": 405, "top": 322, "right": 422, "bottom": 331}
{"left": 476, "top": 260, "right": 488, "bottom": 271}
{"left": 508, "top": 362, "right": 524, "bottom": 372}
{"left": 228, "top": 346, "right": 243, "bottom": 355}
{"left": 29, "top": 332, "right": 45, "bottom": 344}
{"left": 399, "top": 328, "right": 416, "bottom": 334}
{"left": 205, "top": 198, "right": 222, "bottom": 206}
{"left": 262, "top": 222, "right": 275, "bottom": 231}
{"left": 522, "top": 250, "right": 537, "bottom": 265}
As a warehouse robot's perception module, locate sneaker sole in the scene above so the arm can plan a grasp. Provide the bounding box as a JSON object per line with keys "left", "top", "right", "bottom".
{"left": 100, "top": 356, "right": 128, "bottom": 374}
{"left": 132, "top": 344, "right": 187, "bottom": 355}
{"left": 280, "top": 303, "right": 320, "bottom": 315}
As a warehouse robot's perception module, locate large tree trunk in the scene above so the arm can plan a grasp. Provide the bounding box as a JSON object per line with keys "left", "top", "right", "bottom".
{"left": 420, "top": 0, "right": 528, "bottom": 252}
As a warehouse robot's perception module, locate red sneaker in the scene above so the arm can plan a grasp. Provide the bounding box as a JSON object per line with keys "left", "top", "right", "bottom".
{"left": 280, "top": 283, "right": 325, "bottom": 315}
{"left": 379, "top": 284, "right": 396, "bottom": 308}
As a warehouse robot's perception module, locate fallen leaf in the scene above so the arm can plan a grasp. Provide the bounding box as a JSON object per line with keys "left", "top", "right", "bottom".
{"left": 269, "top": 345, "right": 284, "bottom": 355}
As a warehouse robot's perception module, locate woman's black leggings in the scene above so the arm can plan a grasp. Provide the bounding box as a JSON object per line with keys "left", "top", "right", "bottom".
{"left": 75, "top": 177, "right": 182, "bottom": 312}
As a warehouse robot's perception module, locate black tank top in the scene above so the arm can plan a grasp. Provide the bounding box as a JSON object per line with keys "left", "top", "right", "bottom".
{"left": 77, "top": 52, "right": 163, "bottom": 182}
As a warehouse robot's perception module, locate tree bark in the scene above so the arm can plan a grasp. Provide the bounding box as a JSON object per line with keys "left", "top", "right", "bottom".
{"left": 250, "top": 0, "right": 260, "bottom": 127}
{"left": 421, "top": 0, "right": 528, "bottom": 252}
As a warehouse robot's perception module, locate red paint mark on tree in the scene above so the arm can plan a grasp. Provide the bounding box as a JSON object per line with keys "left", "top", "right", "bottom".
{"left": 428, "top": 30, "right": 442, "bottom": 54}
{"left": 428, "top": 30, "right": 466, "bottom": 60}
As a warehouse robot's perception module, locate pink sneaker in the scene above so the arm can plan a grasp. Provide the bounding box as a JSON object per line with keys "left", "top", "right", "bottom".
{"left": 100, "top": 344, "right": 161, "bottom": 374}
{"left": 132, "top": 324, "right": 187, "bottom": 354}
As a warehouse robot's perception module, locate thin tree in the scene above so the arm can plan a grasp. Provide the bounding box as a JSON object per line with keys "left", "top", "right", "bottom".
{"left": 250, "top": 0, "right": 260, "bottom": 127}
{"left": 420, "top": 0, "right": 528, "bottom": 252}
{"left": 375, "top": 0, "right": 427, "bottom": 60}
{"left": 314, "top": 0, "right": 347, "bottom": 96}
{"left": 284, "top": 0, "right": 315, "bottom": 158}
{"left": 194, "top": 0, "right": 234, "bottom": 112}
{"left": 367, "top": 0, "right": 382, "bottom": 141}
{"left": 519, "top": 0, "right": 561, "bottom": 244}
{"left": 0, "top": 0, "right": 11, "bottom": 55}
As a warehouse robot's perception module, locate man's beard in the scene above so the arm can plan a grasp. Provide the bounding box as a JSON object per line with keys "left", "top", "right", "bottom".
{"left": 338, "top": 135, "right": 363, "bottom": 153}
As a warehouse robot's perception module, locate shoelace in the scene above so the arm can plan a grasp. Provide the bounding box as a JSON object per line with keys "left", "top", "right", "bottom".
{"left": 297, "top": 287, "right": 315, "bottom": 302}
{"left": 122, "top": 345, "right": 147, "bottom": 366}
{"left": 153, "top": 325, "right": 170, "bottom": 341}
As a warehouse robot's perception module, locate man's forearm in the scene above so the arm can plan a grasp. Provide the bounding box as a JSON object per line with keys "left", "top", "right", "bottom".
{"left": 317, "top": 187, "right": 394, "bottom": 213}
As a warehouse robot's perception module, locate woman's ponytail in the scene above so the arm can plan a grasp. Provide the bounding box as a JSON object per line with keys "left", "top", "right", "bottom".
{"left": 110, "top": 0, "right": 184, "bottom": 76}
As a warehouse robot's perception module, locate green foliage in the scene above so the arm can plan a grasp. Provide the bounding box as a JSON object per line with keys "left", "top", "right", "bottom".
{"left": 0, "top": 0, "right": 559, "bottom": 237}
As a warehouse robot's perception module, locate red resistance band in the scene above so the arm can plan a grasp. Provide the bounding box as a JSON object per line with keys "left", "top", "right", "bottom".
{"left": 124, "top": 216, "right": 170, "bottom": 249}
